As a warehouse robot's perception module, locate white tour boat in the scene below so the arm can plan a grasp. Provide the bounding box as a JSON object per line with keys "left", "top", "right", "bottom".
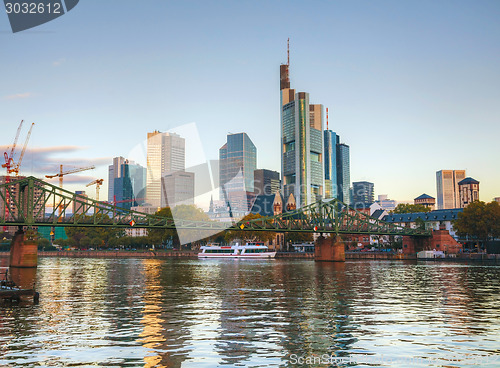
{"left": 198, "top": 242, "right": 276, "bottom": 258}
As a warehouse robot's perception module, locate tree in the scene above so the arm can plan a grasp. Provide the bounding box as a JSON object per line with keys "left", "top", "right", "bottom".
{"left": 392, "top": 203, "right": 431, "bottom": 214}
{"left": 224, "top": 213, "right": 275, "bottom": 244}
{"left": 65, "top": 213, "right": 124, "bottom": 249}
{"left": 285, "top": 232, "right": 314, "bottom": 244}
{"left": 148, "top": 207, "right": 179, "bottom": 246}
{"left": 453, "top": 201, "right": 500, "bottom": 248}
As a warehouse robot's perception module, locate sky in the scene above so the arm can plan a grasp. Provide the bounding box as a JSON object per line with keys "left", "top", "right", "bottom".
{"left": 1, "top": 0, "right": 499, "bottom": 208}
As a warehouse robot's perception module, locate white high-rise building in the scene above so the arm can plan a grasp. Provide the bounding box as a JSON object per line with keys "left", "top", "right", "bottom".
{"left": 146, "top": 131, "right": 185, "bottom": 209}
{"left": 436, "top": 170, "right": 466, "bottom": 209}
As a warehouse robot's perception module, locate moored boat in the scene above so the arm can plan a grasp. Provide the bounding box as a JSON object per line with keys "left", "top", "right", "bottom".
{"left": 198, "top": 242, "right": 276, "bottom": 258}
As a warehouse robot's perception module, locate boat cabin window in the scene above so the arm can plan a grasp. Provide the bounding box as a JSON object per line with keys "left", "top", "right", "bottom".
{"left": 205, "top": 249, "right": 235, "bottom": 254}
{"left": 244, "top": 248, "right": 267, "bottom": 253}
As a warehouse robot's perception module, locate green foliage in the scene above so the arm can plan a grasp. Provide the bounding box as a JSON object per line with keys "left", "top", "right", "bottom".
{"left": 37, "top": 237, "right": 51, "bottom": 250}
{"left": 285, "top": 232, "right": 313, "bottom": 243}
{"left": 224, "top": 213, "right": 275, "bottom": 243}
{"left": 392, "top": 203, "right": 431, "bottom": 214}
{"left": 148, "top": 207, "right": 178, "bottom": 246}
{"left": 415, "top": 217, "right": 425, "bottom": 230}
{"left": 64, "top": 213, "right": 124, "bottom": 249}
{"left": 148, "top": 205, "right": 213, "bottom": 247}
{"left": 453, "top": 201, "right": 500, "bottom": 244}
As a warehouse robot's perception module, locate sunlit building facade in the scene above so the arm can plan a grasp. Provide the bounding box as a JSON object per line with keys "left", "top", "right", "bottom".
{"left": 146, "top": 131, "right": 185, "bottom": 209}
{"left": 436, "top": 170, "right": 466, "bottom": 209}
{"left": 280, "top": 62, "right": 324, "bottom": 208}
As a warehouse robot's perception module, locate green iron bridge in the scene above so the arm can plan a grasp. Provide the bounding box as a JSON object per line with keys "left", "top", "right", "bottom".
{"left": 0, "top": 176, "right": 429, "bottom": 237}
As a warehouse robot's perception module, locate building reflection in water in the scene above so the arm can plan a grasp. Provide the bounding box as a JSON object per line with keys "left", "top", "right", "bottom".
{"left": 139, "top": 259, "right": 197, "bottom": 368}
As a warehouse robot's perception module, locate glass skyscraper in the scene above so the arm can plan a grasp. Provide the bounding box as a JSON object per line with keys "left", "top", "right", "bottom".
{"left": 324, "top": 129, "right": 338, "bottom": 199}
{"left": 219, "top": 132, "right": 257, "bottom": 216}
{"left": 280, "top": 60, "right": 324, "bottom": 208}
{"left": 112, "top": 159, "right": 146, "bottom": 210}
{"left": 336, "top": 142, "right": 350, "bottom": 206}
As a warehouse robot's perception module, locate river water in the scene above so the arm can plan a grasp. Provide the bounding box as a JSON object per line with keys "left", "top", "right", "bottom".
{"left": 0, "top": 257, "right": 499, "bottom": 367}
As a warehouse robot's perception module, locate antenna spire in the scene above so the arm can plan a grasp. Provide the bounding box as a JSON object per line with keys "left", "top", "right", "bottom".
{"left": 326, "top": 107, "right": 329, "bottom": 130}
{"left": 287, "top": 38, "right": 290, "bottom": 66}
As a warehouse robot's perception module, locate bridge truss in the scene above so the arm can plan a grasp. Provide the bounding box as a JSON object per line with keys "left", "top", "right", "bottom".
{"left": 0, "top": 176, "right": 429, "bottom": 237}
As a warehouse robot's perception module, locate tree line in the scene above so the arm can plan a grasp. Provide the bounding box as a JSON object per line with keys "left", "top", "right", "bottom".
{"left": 40, "top": 204, "right": 312, "bottom": 250}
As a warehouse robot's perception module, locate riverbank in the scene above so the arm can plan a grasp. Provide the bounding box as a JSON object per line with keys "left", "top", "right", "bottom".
{"left": 1, "top": 251, "right": 499, "bottom": 262}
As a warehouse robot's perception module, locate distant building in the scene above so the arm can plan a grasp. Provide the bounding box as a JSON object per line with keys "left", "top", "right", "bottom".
{"left": 108, "top": 156, "right": 126, "bottom": 202}
{"left": 352, "top": 181, "right": 374, "bottom": 208}
{"left": 458, "top": 177, "right": 479, "bottom": 208}
{"left": 219, "top": 132, "right": 256, "bottom": 217}
{"left": 280, "top": 47, "right": 324, "bottom": 208}
{"left": 250, "top": 192, "right": 296, "bottom": 250}
{"left": 254, "top": 169, "right": 280, "bottom": 196}
{"left": 113, "top": 160, "right": 146, "bottom": 209}
{"left": 414, "top": 193, "right": 436, "bottom": 211}
{"left": 161, "top": 171, "right": 195, "bottom": 208}
{"left": 336, "top": 142, "right": 350, "bottom": 205}
{"left": 376, "top": 195, "right": 397, "bottom": 212}
{"left": 384, "top": 209, "right": 463, "bottom": 239}
{"left": 0, "top": 176, "right": 44, "bottom": 233}
{"left": 495, "top": 197, "right": 500, "bottom": 205}
{"left": 131, "top": 205, "right": 158, "bottom": 215}
{"left": 324, "top": 127, "right": 338, "bottom": 199}
{"left": 146, "top": 131, "right": 185, "bottom": 209}
{"left": 436, "top": 170, "right": 466, "bottom": 209}
{"left": 73, "top": 190, "right": 89, "bottom": 215}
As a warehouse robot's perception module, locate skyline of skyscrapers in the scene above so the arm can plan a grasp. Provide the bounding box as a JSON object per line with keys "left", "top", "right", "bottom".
{"left": 436, "top": 170, "right": 466, "bottom": 209}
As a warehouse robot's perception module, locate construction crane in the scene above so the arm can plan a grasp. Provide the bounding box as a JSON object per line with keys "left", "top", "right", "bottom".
{"left": 2, "top": 120, "right": 34, "bottom": 231}
{"left": 11, "top": 122, "right": 34, "bottom": 176}
{"left": 2, "top": 121, "right": 34, "bottom": 177}
{"left": 45, "top": 165, "right": 95, "bottom": 188}
{"left": 2, "top": 120, "right": 23, "bottom": 175}
{"left": 86, "top": 179, "right": 104, "bottom": 202}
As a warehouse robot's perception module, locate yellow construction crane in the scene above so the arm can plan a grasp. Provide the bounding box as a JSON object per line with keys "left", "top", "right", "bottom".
{"left": 86, "top": 179, "right": 104, "bottom": 202}
{"left": 45, "top": 165, "right": 95, "bottom": 188}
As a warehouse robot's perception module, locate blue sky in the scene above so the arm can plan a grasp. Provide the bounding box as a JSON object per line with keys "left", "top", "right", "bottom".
{"left": 1, "top": 0, "right": 499, "bottom": 206}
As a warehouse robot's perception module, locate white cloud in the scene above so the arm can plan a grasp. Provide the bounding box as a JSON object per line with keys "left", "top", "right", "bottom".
{"left": 4, "top": 92, "right": 32, "bottom": 100}
{"left": 52, "top": 58, "right": 66, "bottom": 67}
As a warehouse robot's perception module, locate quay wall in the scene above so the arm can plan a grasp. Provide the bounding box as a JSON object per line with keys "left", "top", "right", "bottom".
{"left": 1, "top": 251, "right": 499, "bottom": 261}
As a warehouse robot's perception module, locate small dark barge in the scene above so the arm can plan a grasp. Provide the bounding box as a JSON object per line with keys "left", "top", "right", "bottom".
{"left": 0, "top": 269, "right": 39, "bottom": 304}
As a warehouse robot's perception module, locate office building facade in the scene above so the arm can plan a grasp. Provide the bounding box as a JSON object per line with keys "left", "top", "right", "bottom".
{"left": 336, "top": 143, "right": 350, "bottom": 205}
{"left": 108, "top": 156, "right": 126, "bottom": 202}
{"left": 254, "top": 169, "right": 280, "bottom": 196}
{"left": 324, "top": 129, "right": 338, "bottom": 199}
{"left": 146, "top": 131, "right": 185, "bottom": 209}
{"left": 219, "top": 133, "right": 257, "bottom": 216}
{"left": 352, "top": 181, "right": 374, "bottom": 207}
{"left": 161, "top": 171, "right": 195, "bottom": 208}
{"left": 458, "top": 177, "right": 479, "bottom": 208}
{"left": 113, "top": 160, "right": 146, "bottom": 209}
{"left": 436, "top": 170, "right": 466, "bottom": 209}
{"left": 280, "top": 60, "right": 324, "bottom": 208}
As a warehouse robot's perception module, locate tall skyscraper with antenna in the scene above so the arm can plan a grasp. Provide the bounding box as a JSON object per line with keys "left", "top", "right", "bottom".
{"left": 280, "top": 39, "right": 325, "bottom": 208}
